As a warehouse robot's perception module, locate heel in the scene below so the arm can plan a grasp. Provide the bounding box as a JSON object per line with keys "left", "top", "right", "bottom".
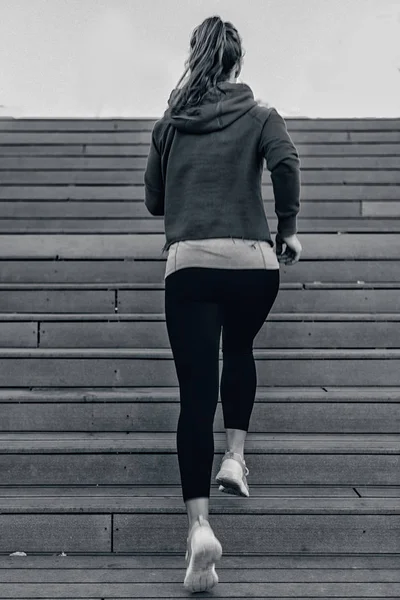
{"left": 215, "top": 455, "right": 250, "bottom": 497}
{"left": 216, "top": 468, "right": 242, "bottom": 492}
{"left": 184, "top": 522, "right": 222, "bottom": 592}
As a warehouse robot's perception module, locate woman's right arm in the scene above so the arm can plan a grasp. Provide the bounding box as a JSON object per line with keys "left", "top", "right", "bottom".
{"left": 259, "top": 108, "right": 302, "bottom": 264}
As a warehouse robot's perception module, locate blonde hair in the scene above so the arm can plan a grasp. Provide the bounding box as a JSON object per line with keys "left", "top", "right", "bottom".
{"left": 169, "top": 15, "right": 244, "bottom": 114}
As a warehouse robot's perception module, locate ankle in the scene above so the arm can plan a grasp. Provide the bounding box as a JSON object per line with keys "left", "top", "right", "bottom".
{"left": 225, "top": 428, "right": 247, "bottom": 458}
{"left": 226, "top": 449, "right": 244, "bottom": 459}
{"left": 188, "top": 515, "right": 209, "bottom": 535}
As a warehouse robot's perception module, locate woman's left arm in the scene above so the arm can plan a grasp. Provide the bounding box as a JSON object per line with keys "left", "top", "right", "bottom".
{"left": 144, "top": 127, "right": 165, "bottom": 216}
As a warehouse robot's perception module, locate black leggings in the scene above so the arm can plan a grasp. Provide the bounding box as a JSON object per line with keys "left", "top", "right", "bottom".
{"left": 164, "top": 267, "right": 280, "bottom": 502}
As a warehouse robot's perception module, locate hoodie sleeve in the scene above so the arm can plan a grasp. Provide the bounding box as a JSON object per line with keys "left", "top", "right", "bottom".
{"left": 144, "top": 126, "right": 165, "bottom": 216}
{"left": 259, "top": 108, "right": 301, "bottom": 238}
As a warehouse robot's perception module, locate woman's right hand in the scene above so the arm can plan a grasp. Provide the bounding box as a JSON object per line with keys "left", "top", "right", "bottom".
{"left": 275, "top": 233, "right": 302, "bottom": 265}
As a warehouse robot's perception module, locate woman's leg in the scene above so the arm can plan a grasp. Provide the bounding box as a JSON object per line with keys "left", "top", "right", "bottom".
{"left": 225, "top": 428, "right": 247, "bottom": 457}
{"left": 165, "top": 268, "right": 223, "bottom": 530}
{"left": 220, "top": 268, "right": 280, "bottom": 450}
{"left": 164, "top": 267, "right": 280, "bottom": 531}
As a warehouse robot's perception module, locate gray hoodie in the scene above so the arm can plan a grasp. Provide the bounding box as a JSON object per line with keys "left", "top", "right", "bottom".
{"left": 144, "top": 81, "right": 300, "bottom": 253}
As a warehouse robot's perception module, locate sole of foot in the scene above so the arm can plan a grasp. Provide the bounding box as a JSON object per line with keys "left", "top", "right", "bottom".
{"left": 184, "top": 518, "right": 223, "bottom": 593}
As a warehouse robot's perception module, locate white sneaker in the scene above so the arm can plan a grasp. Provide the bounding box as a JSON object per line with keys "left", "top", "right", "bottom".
{"left": 183, "top": 515, "right": 223, "bottom": 593}
{"left": 215, "top": 451, "right": 250, "bottom": 497}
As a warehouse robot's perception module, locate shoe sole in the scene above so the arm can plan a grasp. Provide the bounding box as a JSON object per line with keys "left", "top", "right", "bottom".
{"left": 184, "top": 534, "right": 222, "bottom": 592}
{"left": 216, "top": 468, "right": 249, "bottom": 497}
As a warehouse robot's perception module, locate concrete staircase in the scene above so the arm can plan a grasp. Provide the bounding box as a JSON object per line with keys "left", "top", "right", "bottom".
{"left": 0, "top": 117, "right": 399, "bottom": 598}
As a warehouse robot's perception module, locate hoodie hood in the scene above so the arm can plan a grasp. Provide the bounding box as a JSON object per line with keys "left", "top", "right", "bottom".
{"left": 163, "top": 81, "right": 258, "bottom": 134}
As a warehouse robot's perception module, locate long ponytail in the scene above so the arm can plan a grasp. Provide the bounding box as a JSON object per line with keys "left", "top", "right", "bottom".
{"left": 169, "top": 15, "right": 244, "bottom": 115}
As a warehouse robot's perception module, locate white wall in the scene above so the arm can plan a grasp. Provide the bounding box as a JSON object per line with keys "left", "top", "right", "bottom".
{"left": 0, "top": 0, "right": 399, "bottom": 118}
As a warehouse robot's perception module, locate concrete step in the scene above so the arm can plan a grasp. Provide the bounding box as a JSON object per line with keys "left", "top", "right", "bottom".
{"left": 0, "top": 128, "right": 399, "bottom": 144}
{"left": 0, "top": 117, "right": 398, "bottom": 595}
{"left": 0, "top": 432, "right": 398, "bottom": 485}
{"left": 0, "top": 258, "right": 398, "bottom": 283}
{"left": 1, "top": 231, "right": 400, "bottom": 258}
{"left": 0, "top": 282, "right": 399, "bottom": 313}
{"left": 1, "top": 154, "right": 400, "bottom": 169}
{"left": 0, "top": 386, "right": 398, "bottom": 433}
{"left": 3, "top": 168, "right": 400, "bottom": 184}
{"left": 0, "top": 139, "right": 400, "bottom": 155}
{"left": 2, "top": 140, "right": 400, "bottom": 154}
{"left": 1, "top": 200, "right": 399, "bottom": 221}
{"left": 120, "top": 285, "right": 400, "bottom": 313}
{"left": 1, "top": 553, "right": 399, "bottom": 597}
{"left": 1, "top": 312, "right": 399, "bottom": 349}
{"left": 0, "top": 348, "right": 399, "bottom": 385}
{"left": 0, "top": 484, "right": 398, "bottom": 554}
{"left": 0, "top": 232, "right": 398, "bottom": 260}
{"left": 2, "top": 218, "right": 400, "bottom": 234}
{"left": 1, "top": 116, "right": 399, "bottom": 130}
{"left": 0, "top": 200, "right": 381, "bottom": 219}
{"left": 0, "top": 118, "right": 398, "bottom": 596}
{"left": 1, "top": 183, "right": 400, "bottom": 200}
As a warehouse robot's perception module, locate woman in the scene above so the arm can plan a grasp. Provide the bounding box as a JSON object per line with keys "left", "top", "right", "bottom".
{"left": 144, "top": 15, "right": 302, "bottom": 593}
